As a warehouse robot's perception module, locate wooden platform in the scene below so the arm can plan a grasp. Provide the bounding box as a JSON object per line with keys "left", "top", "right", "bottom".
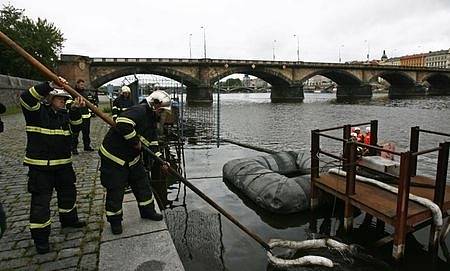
{"left": 314, "top": 173, "right": 450, "bottom": 228}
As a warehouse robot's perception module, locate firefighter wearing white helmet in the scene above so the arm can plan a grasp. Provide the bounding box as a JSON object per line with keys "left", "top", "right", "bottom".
{"left": 99, "top": 90, "right": 168, "bottom": 235}
{"left": 20, "top": 77, "right": 87, "bottom": 254}
{"left": 112, "top": 85, "right": 134, "bottom": 121}
{"left": 146, "top": 90, "right": 172, "bottom": 111}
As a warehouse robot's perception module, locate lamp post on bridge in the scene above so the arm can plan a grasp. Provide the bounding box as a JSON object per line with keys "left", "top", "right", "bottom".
{"left": 201, "top": 26, "right": 207, "bottom": 58}
{"left": 293, "top": 34, "right": 300, "bottom": 62}
{"left": 272, "top": 39, "right": 277, "bottom": 60}
{"left": 338, "top": 44, "right": 344, "bottom": 63}
{"left": 364, "top": 39, "right": 370, "bottom": 62}
{"left": 189, "top": 33, "right": 192, "bottom": 58}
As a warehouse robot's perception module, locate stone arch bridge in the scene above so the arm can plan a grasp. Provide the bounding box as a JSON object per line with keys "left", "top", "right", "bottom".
{"left": 57, "top": 54, "right": 450, "bottom": 103}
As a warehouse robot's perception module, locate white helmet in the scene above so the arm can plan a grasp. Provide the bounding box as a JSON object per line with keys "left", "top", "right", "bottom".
{"left": 48, "top": 89, "right": 71, "bottom": 100}
{"left": 121, "top": 86, "right": 131, "bottom": 94}
{"left": 146, "top": 90, "right": 171, "bottom": 111}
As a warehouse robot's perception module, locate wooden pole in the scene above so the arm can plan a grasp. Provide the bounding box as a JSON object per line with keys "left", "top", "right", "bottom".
{"left": 0, "top": 30, "right": 115, "bottom": 127}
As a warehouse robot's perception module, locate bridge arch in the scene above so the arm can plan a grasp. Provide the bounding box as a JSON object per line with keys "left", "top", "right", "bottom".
{"left": 209, "top": 66, "right": 292, "bottom": 87}
{"left": 299, "top": 69, "right": 362, "bottom": 86}
{"left": 300, "top": 69, "right": 371, "bottom": 99}
{"left": 209, "top": 66, "right": 301, "bottom": 102}
{"left": 421, "top": 73, "right": 450, "bottom": 95}
{"left": 369, "top": 71, "right": 421, "bottom": 97}
{"left": 90, "top": 66, "right": 201, "bottom": 89}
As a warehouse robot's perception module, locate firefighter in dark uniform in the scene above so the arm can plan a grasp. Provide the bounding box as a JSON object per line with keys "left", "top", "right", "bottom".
{"left": 112, "top": 85, "right": 134, "bottom": 121}
{"left": 71, "top": 79, "right": 94, "bottom": 154}
{"left": 99, "top": 90, "right": 171, "bottom": 234}
{"left": 20, "top": 78, "right": 86, "bottom": 254}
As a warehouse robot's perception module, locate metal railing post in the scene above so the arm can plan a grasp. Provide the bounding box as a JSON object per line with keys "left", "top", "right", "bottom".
{"left": 393, "top": 151, "right": 412, "bottom": 260}
{"left": 370, "top": 120, "right": 378, "bottom": 155}
{"left": 410, "top": 126, "right": 420, "bottom": 176}
{"left": 311, "top": 129, "right": 320, "bottom": 209}
{"left": 343, "top": 124, "right": 351, "bottom": 170}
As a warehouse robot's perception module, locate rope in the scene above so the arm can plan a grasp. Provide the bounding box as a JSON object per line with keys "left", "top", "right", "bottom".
{"left": 267, "top": 238, "right": 351, "bottom": 268}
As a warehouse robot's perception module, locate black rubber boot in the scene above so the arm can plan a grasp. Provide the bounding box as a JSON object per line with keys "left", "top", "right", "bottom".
{"left": 139, "top": 204, "right": 163, "bottom": 221}
{"left": 60, "top": 209, "right": 86, "bottom": 228}
{"left": 61, "top": 220, "right": 86, "bottom": 228}
{"left": 34, "top": 240, "right": 50, "bottom": 254}
{"left": 110, "top": 221, "right": 122, "bottom": 235}
{"left": 31, "top": 227, "right": 51, "bottom": 254}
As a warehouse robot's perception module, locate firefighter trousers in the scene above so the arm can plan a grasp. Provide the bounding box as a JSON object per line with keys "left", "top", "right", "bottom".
{"left": 27, "top": 166, "right": 80, "bottom": 243}
{"left": 99, "top": 157, "right": 155, "bottom": 223}
{"left": 72, "top": 117, "right": 91, "bottom": 149}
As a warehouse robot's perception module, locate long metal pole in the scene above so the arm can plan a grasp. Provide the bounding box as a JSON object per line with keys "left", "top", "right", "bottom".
{"left": 295, "top": 35, "right": 300, "bottom": 62}
{"left": 0, "top": 31, "right": 115, "bottom": 127}
{"left": 189, "top": 33, "right": 192, "bottom": 59}
{"left": 216, "top": 80, "right": 220, "bottom": 148}
{"left": 0, "top": 29, "right": 270, "bottom": 252}
{"left": 201, "top": 26, "right": 206, "bottom": 58}
{"left": 272, "top": 39, "right": 276, "bottom": 60}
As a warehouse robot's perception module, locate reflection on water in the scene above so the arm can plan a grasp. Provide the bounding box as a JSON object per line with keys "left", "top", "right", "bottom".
{"left": 163, "top": 93, "right": 450, "bottom": 271}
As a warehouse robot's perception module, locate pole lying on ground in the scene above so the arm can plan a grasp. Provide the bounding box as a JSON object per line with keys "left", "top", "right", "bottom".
{"left": 142, "top": 145, "right": 271, "bottom": 251}
{"left": 0, "top": 30, "right": 271, "bottom": 252}
{"left": 0, "top": 31, "right": 115, "bottom": 127}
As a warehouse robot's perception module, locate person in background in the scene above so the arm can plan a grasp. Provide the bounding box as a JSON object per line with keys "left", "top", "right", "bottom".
{"left": 112, "top": 86, "right": 134, "bottom": 121}
{"left": 0, "top": 102, "right": 5, "bottom": 174}
{"left": 381, "top": 142, "right": 396, "bottom": 160}
{"left": 354, "top": 127, "right": 364, "bottom": 143}
{"left": 20, "top": 78, "right": 86, "bottom": 254}
{"left": 364, "top": 127, "right": 371, "bottom": 145}
{"left": 0, "top": 102, "right": 5, "bottom": 238}
{"left": 0, "top": 102, "right": 5, "bottom": 134}
{"left": 0, "top": 202, "right": 5, "bottom": 239}
{"left": 71, "top": 79, "right": 94, "bottom": 154}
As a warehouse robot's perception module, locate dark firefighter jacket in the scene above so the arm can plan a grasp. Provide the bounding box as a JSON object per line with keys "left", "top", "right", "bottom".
{"left": 20, "top": 82, "right": 82, "bottom": 169}
{"left": 112, "top": 95, "right": 134, "bottom": 120}
{"left": 99, "top": 103, "right": 161, "bottom": 167}
{"left": 74, "top": 89, "right": 98, "bottom": 119}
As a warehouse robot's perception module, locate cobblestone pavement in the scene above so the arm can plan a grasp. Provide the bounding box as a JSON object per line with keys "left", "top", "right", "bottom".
{"left": 0, "top": 113, "right": 110, "bottom": 270}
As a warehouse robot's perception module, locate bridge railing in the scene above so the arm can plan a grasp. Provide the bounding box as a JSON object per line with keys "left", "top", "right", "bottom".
{"left": 87, "top": 57, "right": 450, "bottom": 71}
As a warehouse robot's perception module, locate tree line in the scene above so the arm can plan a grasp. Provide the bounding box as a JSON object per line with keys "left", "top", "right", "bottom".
{"left": 0, "top": 4, "right": 64, "bottom": 80}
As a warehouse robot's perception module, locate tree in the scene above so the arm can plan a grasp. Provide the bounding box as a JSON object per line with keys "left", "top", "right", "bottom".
{"left": 0, "top": 4, "right": 65, "bottom": 80}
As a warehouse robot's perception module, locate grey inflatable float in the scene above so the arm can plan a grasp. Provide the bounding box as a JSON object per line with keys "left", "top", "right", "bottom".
{"left": 222, "top": 151, "right": 311, "bottom": 214}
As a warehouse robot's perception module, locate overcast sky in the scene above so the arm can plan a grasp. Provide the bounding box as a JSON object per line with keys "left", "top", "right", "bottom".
{"left": 4, "top": 0, "right": 450, "bottom": 63}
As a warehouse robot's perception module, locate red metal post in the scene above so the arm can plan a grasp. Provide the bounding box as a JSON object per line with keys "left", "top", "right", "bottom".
{"left": 393, "top": 151, "right": 412, "bottom": 260}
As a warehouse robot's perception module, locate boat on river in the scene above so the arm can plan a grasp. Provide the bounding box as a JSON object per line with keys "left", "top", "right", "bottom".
{"left": 222, "top": 151, "right": 311, "bottom": 214}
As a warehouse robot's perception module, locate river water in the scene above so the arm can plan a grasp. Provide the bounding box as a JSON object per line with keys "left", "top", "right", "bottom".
{"left": 163, "top": 93, "right": 450, "bottom": 271}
